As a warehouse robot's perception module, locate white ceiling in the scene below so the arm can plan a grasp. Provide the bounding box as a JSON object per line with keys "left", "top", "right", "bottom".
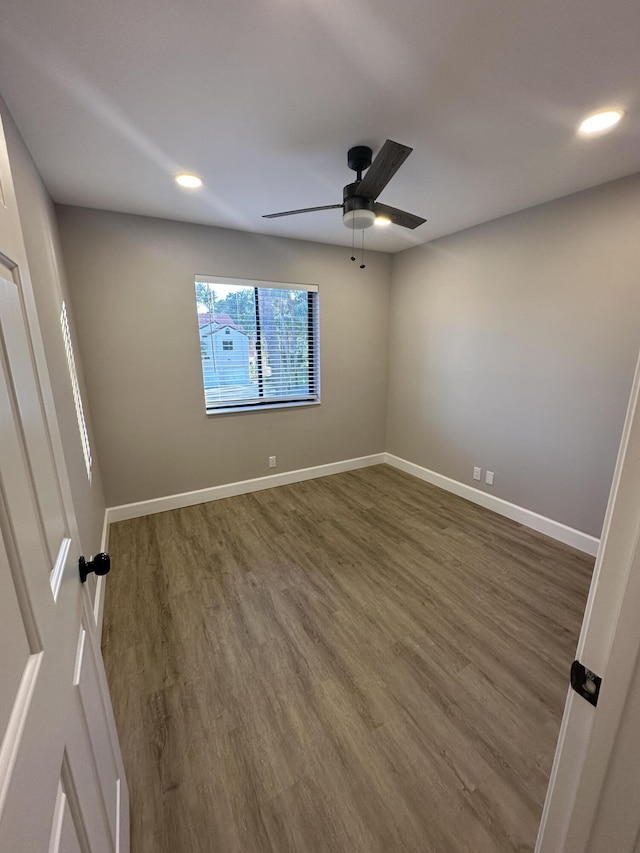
{"left": 0, "top": 0, "right": 638, "bottom": 253}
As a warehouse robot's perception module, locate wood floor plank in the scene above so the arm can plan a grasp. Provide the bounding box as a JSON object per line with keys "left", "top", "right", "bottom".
{"left": 103, "top": 464, "right": 594, "bottom": 852}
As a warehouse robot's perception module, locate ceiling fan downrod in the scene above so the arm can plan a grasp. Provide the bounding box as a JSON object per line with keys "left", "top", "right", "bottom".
{"left": 343, "top": 146, "right": 376, "bottom": 231}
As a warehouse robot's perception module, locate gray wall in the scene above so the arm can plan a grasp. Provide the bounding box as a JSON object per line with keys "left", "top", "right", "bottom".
{"left": 1, "top": 99, "right": 107, "bottom": 555}
{"left": 56, "top": 207, "right": 391, "bottom": 506}
{"left": 387, "top": 175, "right": 640, "bottom": 537}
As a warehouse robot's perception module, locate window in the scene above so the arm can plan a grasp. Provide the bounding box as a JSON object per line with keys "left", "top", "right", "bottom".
{"left": 60, "top": 301, "right": 92, "bottom": 481}
{"left": 195, "top": 275, "right": 319, "bottom": 412}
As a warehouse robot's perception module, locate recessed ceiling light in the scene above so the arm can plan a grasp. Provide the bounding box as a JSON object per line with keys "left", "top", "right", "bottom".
{"left": 374, "top": 216, "right": 392, "bottom": 227}
{"left": 578, "top": 109, "right": 624, "bottom": 136}
{"left": 175, "top": 173, "right": 203, "bottom": 189}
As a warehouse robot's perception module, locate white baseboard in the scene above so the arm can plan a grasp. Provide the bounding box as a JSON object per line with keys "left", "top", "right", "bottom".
{"left": 102, "top": 450, "right": 598, "bottom": 562}
{"left": 105, "top": 453, "right": 386, "bottom": 525}
{"left": 384, "top": 454, "right": 600, "bottom": 557}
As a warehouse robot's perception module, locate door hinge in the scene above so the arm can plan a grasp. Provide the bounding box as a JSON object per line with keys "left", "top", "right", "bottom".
{"left": 570, "top": 660, "right": 602, "bottom": 708}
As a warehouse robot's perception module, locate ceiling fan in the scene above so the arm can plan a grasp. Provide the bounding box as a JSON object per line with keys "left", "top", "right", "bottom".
{"left": 263, "top": 140, "right": 426, "bottom": 231}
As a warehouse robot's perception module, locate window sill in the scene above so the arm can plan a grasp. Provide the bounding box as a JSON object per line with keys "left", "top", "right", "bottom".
{"left": 206, "top": 400, "right": 321, "bottom": 416}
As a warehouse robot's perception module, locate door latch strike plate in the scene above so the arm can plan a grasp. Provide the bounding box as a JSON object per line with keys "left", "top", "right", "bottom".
{"left": 570, "top": 660, "right": 602, "bottom": 708}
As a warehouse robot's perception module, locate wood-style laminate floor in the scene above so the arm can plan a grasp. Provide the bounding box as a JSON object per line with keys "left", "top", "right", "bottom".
{"left": 102, "top": 464, "right": 594, "bottom": 853}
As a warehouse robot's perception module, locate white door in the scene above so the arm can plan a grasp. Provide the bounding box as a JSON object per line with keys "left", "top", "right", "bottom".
{"left": 0, "top": 116, "right": 128, "bottom": 850}
{"left": 537, "top": 348, "right": 640, "bottom": 852}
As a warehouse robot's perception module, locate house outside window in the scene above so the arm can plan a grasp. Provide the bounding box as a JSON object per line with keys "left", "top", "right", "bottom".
{"left": 194, "top": 275, "right": 320, "bottom": 412}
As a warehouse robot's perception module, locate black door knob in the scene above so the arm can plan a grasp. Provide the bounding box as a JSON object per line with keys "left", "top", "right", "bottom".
{"left": 79, "top": 552, "right": 111, "bottom": 583}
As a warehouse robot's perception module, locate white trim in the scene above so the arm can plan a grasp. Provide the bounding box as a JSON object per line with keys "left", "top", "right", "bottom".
{"left": 195, "top": 274, "right": 318, "bottom": 293}
{"left": 50, "top": 537, "right": 72, "bottom": 602}
{"left": 105, "top": 454, "right": 386, "bottom": 524}
{"left": 0, "top": 652, "right": 44, "bottom": 814}
{"left": 384, "top": 454, "right": 599, "bottom": 556}
{"left": 98, "top": 451, "right": 599, "bottom": 641}
{"left": 207, "top": 400, "right": 321, "bottom": 416}
{"left": 104, "top": 451, "right": 599, "bottom": 554}
{"left": 93, "top": 511, "right": 111, "bottom": 639}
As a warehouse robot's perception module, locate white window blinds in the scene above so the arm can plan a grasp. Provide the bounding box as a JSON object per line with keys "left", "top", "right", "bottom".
{"left": 60, "top": 301, "right": 92, "bottom": 480}
{"left": 194, "top": 276, "right": 319, "bottom": 412}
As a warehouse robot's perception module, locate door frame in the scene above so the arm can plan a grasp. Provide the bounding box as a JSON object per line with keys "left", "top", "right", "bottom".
{"left": 537, "top": 348, "right": 640, "bottom": 851}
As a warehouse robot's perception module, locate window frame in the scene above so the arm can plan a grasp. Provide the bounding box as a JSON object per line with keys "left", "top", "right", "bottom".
{"left": 195, "top": 275, "right": 320, "bottom": 415}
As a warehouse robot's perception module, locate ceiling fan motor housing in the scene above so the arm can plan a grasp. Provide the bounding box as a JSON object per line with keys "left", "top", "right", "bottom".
{"left": 347, "top": 146, "right": 373, "bottom": 176}
{"left": 343, "top": 182, "right": 376, "bottom": 229}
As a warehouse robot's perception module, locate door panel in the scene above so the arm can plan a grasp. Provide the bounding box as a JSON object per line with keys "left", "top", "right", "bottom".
{"left": 74, "top": 616, "right": 120, "bottom": 846}
{"left": 0, "top": 277, "right": 55, "bottom": 604}
{"left": 49, "top": 755, "right": 96, "bottom": 853}
{"left": 0, "top": 268, "right": 68, "bottom": 565}
{"left": 0, "top": 277, "right": 106, "bottom": 851}
{"left": 0, "top": 111, "right": 128, "bottom": 851}
{"left": 49, "top": 778, "right": 84, "bottom": 853}
{"left": 0, "top": 534, "right": 31, "bottom": 735}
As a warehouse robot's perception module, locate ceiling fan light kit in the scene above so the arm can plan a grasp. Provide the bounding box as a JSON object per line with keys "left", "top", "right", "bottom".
{"left": 263, "top": 140, "right": 427, "bottom": 263}
{"left": 343, "top": 207, "right": 376, "bottom": 229}
{"left": 343, "top": 187, "right": 376, "bottom": 229}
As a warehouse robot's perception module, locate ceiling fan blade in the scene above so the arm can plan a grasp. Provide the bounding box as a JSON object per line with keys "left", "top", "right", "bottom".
{"left": 374, "top": 203, "right": 426, "bottom": 230}
{"left": 355, "top": 140, "right": 413, "bottom": 200}
{"left": 263, "top": 204, "right": 342, "bottom": 219}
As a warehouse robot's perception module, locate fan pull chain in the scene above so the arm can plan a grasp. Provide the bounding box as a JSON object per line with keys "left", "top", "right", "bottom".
{"left": 360, "top": 229, "right": 366, "bottom": 269}
{"left": 350, "top": 226, "right": 356, "bottom": 262}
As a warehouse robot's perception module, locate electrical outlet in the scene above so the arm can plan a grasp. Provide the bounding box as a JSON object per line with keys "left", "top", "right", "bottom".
{"left": 473, "top": 466, "right": 481, "bottom": 481}
{"left": 485, "top": 471, "right": 494, "bottom": 486}
{"left": 268, "top": 456, "right": 277, "bottom": 468}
